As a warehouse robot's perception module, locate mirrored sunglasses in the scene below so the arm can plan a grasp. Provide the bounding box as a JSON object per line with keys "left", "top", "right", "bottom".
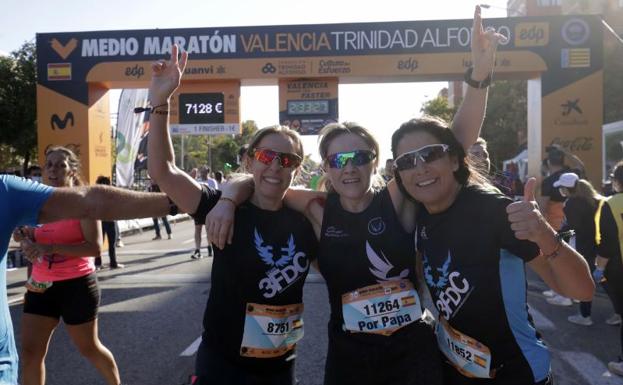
{"left": 393, "top": 144, "right": 450, "bottom": 171}
{"left": 325, "top": 150, "right": 376, "bottom": 169}
{"left": 253, "top": 148, "right": 302, "bottom": 168}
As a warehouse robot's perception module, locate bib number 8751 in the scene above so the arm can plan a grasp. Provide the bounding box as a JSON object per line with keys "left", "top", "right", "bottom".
{"left": 267, "top": 321, "right": 289, "bottom": 334}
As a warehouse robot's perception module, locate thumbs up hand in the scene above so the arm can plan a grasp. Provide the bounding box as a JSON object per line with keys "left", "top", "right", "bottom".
{"left": 506, "top": 177, "right": 551, "bottom": 242}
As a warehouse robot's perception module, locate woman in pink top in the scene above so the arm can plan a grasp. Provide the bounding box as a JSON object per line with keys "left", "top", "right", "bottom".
{"left": 14, "top": 146, "right": 121, "bottom": 385}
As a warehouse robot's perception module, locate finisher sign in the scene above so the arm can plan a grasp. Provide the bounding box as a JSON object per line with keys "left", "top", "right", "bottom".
{"left": 168, "top": 81, "right": 240, "bottom": 136}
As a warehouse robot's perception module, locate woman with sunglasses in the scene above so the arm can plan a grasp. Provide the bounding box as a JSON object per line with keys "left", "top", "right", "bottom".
{"left": 147, "top": 46, "right": 317, "bottom": 385}
{"left": 208, "top": 8, "right": 504, "bottom": 384}
{"left": 390, "top": 116, "right": 594, "bottom": 384}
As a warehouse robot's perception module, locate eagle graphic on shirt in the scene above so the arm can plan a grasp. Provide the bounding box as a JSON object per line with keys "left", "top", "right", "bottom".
{"left": 366, "top": 241, "right": 409, "bottom": 283}
{"left": 254, "top": 228, "right": 296, "bottom": 268}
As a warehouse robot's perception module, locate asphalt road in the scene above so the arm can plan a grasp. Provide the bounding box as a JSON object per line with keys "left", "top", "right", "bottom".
{"left": 6, "top": 219, "right": 623, "bottom": 385}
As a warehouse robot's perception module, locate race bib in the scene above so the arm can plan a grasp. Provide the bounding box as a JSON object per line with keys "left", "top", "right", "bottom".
{"left": 240, "top": 303, "right": 303, "bottom": 358}
{"left": 25, "top": 276, "right": 53, "bottom": 293}
{"left": 342, "top": 280, "right": 422, "bottom": 336}
{"left": 436, "top": 316, "right": 494, "bottom": 379}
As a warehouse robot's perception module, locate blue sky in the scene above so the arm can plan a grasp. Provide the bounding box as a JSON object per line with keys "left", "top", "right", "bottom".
{"left": 1, "top": 0, "right": 508, "bottom": 161}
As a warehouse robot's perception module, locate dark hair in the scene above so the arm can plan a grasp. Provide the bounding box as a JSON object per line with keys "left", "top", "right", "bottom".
{"left": 238, "top": 143, "right": 250, "bottom": 159}
{"left": 27, "top": 165, "right": 41, "bottom": 176}
{"left": 44, "top": 145, "right": 84, "bottom": 186}
{"left": 390, "top": 116, "right": 492, "bottom": 196}
{"left": 391, "top": 116, "right": 470, "bottom": 183}
{"left": 96, "top": 175, "right": 111, "bottom": 185}
{"left": 214, "top": 171, "right": 223, "bottom": 183}
{"left": 612, "top": 160, "right": 623, "bottom": 185}
{"left": 545, "top": 146, "right": 565, "bottom": 166}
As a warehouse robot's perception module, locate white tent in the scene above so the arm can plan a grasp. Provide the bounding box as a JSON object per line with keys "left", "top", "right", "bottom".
{"left": 503, "top": 149, "right": 528, "bottom": 183}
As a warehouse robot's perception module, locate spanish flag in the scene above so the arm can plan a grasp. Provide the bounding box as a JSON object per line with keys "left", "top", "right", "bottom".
{"left": 47, "top": 63, "right": 72, "bottom": 81}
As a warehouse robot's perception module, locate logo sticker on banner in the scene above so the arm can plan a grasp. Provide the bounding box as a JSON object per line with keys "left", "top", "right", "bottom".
{"left": 561, "top": 18, "right": 590, "bottom": 45}
{"left": 47, "top": 63, "right": 72, "bottom": 81}
{"left": 50, "top": 38, "right": 78, "bottom": 59}
{"left": 561, "top": 48, "right": 590, "bottom": 68}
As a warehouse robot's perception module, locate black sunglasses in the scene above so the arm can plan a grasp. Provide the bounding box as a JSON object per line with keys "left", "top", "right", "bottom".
{"left": 393, "top": 144, "right": 450, "bottom": 171}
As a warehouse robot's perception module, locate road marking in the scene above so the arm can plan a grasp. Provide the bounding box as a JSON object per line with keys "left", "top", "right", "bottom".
{"left": 553, "top": 349, "right": 623, "bottom": 385}
{"left": 180, "top": 336, "right": 202, "bottom": 356}
{"left": 99, "top": 273, "right": 211, "bottom": 284}
{"left": 182, "top": 237, "right": 210, "bottom": 245}
{"left": 103, "top": 248, "right": 194, "bottom": 256}
{"left": 527, "top": 304, "right": 556, "bottom": 331}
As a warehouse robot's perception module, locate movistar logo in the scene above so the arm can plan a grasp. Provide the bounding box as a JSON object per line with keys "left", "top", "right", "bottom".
{"left": 50, "top": 112, "right": 74, "bottom": 130}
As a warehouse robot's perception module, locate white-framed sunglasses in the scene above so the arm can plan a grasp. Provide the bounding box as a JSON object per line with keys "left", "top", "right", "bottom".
{"left": 393, "top": 144, "right": 450, "bottom": 171}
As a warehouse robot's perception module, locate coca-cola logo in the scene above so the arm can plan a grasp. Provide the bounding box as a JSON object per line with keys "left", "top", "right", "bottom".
{"left": 549, "top": 137, "right": 593, "bottom": 151}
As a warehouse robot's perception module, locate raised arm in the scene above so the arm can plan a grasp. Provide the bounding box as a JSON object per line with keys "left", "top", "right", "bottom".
{"left": 507, "top": 178, "right": 594, "bottom": 300}
{"left": 38, "top": 185, "right": 171, "bottom": 224}
{"left": 206, "top": 175, "right": 325, "bottom": 248}
{"left": 451, "top": 5, "right": 505, "bottom": 149}
{"left": 147, "top": 45, "right": 203, "bottom": 215}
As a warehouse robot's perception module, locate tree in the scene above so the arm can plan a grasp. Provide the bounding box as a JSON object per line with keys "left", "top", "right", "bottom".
{"left": 421, "top": 80, "right": 527, "bottom": 171}
{"left": 0, "top": 42, "right": 37, "bottom": 173}
{"left": 479, "top": 80, "right": 527, "bottom": 170}
{"left": 420, "top": 95, "right": 456, "bottom": 123}
{"left": 171, "top": 120, "right": 258, "bottom": 174}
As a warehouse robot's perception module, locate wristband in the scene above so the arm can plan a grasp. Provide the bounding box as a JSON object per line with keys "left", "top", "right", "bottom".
{"left": 545, "top": 230, "right": 575, "bottom": 261}
{"left": 464, "top": 67, "right": 492, "bottom": 89}
{"left": 134, "top": 102, "right": 169, "bottom": 115}
{"left": 167, "top": 197, "right": 179, "bottom": 216}
{"left": 218, "top": 197, "right": 237, "bottom": 206}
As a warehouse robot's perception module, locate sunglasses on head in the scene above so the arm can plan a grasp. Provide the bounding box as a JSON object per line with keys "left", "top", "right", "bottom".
{"left": 253, "top": 148, "right": 302, "bottom": 168}
{"left": 325, "top": 150, "right": 376, "bottom": 169}
{"left": 393, "top": 144, "right": 450, "bottom": 171}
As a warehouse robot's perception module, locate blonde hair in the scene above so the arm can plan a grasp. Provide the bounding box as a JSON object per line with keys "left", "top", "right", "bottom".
{"left": 566, "top": 178, "right": 604, "bottom": 210}
{"left": 246, "top": 125, "right": 304, "bottom": 161}
{"left": 317, "top": 122, "right": 384, "bottom": 192}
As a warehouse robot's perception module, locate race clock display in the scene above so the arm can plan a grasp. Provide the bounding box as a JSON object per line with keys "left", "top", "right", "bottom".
{"left": 287, "top": 100, "right": 329, "bottom": 115}
{"left": 179, "top": 93, "right": 224, "bottom": 124}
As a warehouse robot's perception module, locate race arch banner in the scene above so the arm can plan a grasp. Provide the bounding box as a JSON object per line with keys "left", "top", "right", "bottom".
{"left": 37, "top": 15, "right": 603, "bottom": 185}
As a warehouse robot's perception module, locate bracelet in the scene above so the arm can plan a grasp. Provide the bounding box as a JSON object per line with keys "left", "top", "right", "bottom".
{"left": 543, "top": 233, "right": 565, "bottom": 261}
{"left": 167, "top": 196, "right": 179, "bottom": 216}
{"left": 219, "top": 197, "right": 237, "bottom": 206}
{"left": 134, "top": 102, "right": 169, "bottom": 114}
{"left": 464, "top": 67, "right": 492, "bottom": 89}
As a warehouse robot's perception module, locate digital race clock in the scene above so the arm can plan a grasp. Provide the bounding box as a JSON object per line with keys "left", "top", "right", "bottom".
{"left": 287, "top": 100, "right": 329, "bottom": 115}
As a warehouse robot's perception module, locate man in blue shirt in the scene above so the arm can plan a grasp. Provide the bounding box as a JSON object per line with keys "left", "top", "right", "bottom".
{"left": 0, "top": 174, "right": 173, "bottom": 384}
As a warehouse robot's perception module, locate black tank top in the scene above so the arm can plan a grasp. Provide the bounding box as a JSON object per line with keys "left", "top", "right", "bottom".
{"left": 318, "top": 188, "right": 418, "bottom": 329}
